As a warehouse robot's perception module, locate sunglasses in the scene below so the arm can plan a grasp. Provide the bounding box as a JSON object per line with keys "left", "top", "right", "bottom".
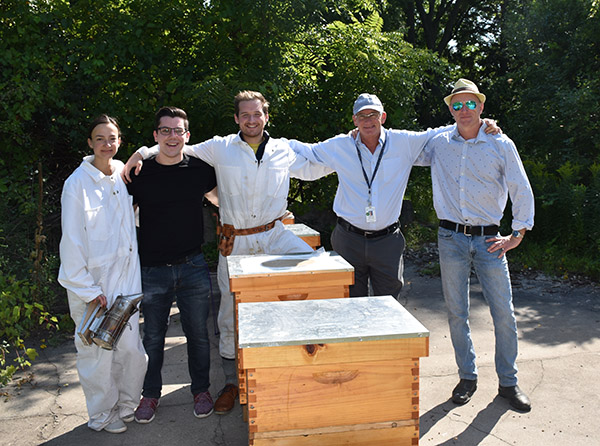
{"left": 452, "top": 100, "right": 478, "bottom": 111}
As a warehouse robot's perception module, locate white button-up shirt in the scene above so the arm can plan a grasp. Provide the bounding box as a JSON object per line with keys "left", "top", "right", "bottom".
{"left": 416, "top": 124, "right": 535, "bottom": 230}
{"left": 58, "top": 156, "right": 141, "bottom": 305}
{"left": 139, "top": 133, "right": 331, "bottom": 229}
{"left": 290, "top": 126, "right": 450, "bottom": 231}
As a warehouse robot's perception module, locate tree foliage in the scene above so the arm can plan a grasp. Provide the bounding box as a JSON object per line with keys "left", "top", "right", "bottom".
{"left": 383, "top": 0, "right": 490, "bottom": 56}
{"left": 493, "top": 0, "right": 600, "bottom": 274}
{"left": 498, "top": 0, "right": 600, "bottom": 167}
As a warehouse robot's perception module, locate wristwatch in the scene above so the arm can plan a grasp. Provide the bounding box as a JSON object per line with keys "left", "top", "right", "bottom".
{"left": 512, "top": 230, "right": 523, "bottom": 239}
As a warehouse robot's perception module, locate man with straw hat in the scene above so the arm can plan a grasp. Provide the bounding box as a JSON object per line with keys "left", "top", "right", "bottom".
{"left": 417, "top": 78, "right": 535, "bottom": 412}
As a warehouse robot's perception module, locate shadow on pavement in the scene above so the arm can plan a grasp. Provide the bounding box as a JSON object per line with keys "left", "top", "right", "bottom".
{"left": 421, "top": 398, "right": 509, "bottom": 445}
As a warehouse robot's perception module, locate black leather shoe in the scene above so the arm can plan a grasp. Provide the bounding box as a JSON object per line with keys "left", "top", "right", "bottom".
{"left": 498, "top": 385, "right": 531, "bottom": 412}
{"left": 451, "top": 379, "right": 477, "bottom": 405}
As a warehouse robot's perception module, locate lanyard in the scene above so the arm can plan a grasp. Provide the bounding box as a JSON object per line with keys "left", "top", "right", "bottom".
{"left": 355, "top": 130, "right": 387, "bottom": 206}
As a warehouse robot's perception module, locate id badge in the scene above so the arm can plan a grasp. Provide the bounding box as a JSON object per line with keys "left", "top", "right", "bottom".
{"left": 365, "top": 206, "right": 376, "bottom": 223}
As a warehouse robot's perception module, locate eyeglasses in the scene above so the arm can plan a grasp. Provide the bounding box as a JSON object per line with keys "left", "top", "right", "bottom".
{"left": 355, "top": 111, "right": 381, "bottom": 121}
{"left": 156, "top": 126, "right": 187, "bottom": 136}
{"left": 452, "top": 100, "right": 478, "bottom": 111}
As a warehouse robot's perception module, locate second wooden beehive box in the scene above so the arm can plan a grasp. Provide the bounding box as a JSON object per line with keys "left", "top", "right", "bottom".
{"left": 238, "top": 295, "right": 430, "bottom": 445}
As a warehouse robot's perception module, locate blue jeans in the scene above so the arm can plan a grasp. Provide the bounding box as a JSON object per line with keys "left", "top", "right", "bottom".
{"left": 140, "top": 253, "right": 211, "bottom": 398}
{"left": 438, "top": 227, "right": 519, "bottom": 387}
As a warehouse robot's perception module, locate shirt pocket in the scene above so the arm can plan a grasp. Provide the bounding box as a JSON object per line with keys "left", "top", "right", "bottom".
{"left": 218, "top": 165, "right": 242, "bottom": 197}
{"left": 84, "top": 206, "right": 110, "bottom": 241}
{"left": 266, "top": 167, "right": 288, "bottom": 198}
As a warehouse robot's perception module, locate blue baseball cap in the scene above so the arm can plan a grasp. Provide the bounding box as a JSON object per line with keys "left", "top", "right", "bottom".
{"left": 353, "top": 93, "right": 384, "bottom": 115}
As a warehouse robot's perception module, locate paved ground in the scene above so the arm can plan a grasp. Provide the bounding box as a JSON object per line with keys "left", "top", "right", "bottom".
{"left": 1, "top": 266, "right": 599, "bottom": 446}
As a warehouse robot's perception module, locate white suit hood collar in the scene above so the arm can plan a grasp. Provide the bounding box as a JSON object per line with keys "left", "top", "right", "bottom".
{"left": 80, "top": 155, "right": 115, "bottom": 183}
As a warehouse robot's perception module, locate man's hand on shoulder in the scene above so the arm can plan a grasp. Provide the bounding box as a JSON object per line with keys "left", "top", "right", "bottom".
{"left": 483, "top": 118, "right": 502, "bottom": 135}
{"left": 121, "top": 152, "right": 144, "bottom": 184}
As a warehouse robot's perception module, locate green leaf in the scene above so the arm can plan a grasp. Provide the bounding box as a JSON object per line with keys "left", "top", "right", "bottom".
{"left": 26, "top": 348, "right": 38, "bottom": 361}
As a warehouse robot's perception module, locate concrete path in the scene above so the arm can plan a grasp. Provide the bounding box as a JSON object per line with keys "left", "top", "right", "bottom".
{"left": 1, "top": 267, "right": 599, "bottom": 445}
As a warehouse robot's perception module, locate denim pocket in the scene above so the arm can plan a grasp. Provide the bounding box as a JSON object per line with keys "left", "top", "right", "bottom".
{"left": 189, "top": 253, "right": 207, "bottom": 269}
{"left": 438, "top": 227, "right": 454, "bottom": 239}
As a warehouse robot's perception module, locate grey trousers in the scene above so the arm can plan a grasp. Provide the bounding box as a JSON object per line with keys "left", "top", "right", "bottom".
{"left": 331, "top": 223, "right": 405, "bottom": 299}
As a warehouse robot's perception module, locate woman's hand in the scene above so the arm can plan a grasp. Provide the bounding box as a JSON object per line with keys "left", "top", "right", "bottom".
{"left": 93, "top": 294, "right": 108, "bottom": 308}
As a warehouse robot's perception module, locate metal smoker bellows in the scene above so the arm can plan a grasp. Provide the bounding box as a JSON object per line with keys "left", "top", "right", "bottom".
{"left": 77, "top": 293, "right": 143, "bottom": 350}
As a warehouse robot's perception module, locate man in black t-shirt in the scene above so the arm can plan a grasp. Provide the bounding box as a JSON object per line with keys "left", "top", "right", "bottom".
{"left": 126, "top": 106, "right": 217, "bottom": 424}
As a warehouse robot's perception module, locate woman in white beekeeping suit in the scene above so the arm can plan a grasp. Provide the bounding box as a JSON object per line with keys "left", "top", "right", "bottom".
{"left": 58, "top": 114, "right": 147, "bottom": 434}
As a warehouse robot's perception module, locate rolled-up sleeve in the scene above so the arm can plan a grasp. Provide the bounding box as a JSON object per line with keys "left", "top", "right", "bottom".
{"left": 504, "top": 140, "right": 535, "bottom": 230}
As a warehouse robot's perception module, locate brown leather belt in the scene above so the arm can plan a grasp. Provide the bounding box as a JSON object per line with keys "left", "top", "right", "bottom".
{"left": 217, "top": 215, "right": 286, "bottom": 256}
{"left": 228, "top": 219, "right": 279, "bottom": 236}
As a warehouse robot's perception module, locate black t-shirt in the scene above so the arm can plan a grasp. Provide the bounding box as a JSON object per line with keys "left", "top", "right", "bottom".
{"left": 126, "top": 154, "right": 217, "bottom": 266}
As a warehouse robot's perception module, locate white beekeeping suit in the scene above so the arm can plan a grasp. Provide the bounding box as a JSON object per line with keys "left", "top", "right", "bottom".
{"left": 58, "top": 156, "right": 147, "bottom": 431}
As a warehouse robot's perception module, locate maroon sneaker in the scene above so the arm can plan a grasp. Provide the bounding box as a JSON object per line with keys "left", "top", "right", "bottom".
{"left": 134, "top": 397, "right": 159, "bottom": 424}
{"left": 193, "top": 391, "right": 214, "bottom": 418}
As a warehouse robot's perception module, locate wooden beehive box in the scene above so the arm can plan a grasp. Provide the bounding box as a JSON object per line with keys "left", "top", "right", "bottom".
{"left": 227, "top": 251, "right": 353, "bottom": 304}
{"left": 284, "top": 223, "right": 321, "bottom": 250}
{"left": 238, "top": 296, "right": 429, "bottom": 446}
{"left": 228, "top": 251, "right": 354, "bottom": 404}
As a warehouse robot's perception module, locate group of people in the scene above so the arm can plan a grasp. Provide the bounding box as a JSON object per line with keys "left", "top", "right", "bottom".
{"left": 58, "top": 78, "right": 534, "bottom": 434}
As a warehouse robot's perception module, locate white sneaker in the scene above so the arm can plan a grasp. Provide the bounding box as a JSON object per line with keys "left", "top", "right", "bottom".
{"left": 122, "top": 413, "right": 135, "bottom": 423}
{"left": 104, "top": 419, "right": 127, "bottom": 434}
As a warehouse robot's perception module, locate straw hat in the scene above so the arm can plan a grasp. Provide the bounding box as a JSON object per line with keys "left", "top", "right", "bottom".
{"left": 444, "top": 79, "right": 486, "bottom": 105}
